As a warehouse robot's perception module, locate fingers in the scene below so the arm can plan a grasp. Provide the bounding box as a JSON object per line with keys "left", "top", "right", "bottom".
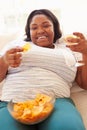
{"left": 66, "top": 38, "right": 87, "bottom": 53}
{"left": 9, "top": 58, "right": 22, "bottom": 68}
{"left": 73, "top": 32, "right": 85, "bottom": 39}
{"left": 7, "top": 53, "right": 22, "bottom": 66}
{"left": 8, "top": 47, "right": 23, "bottom": 54}
{"left": 64, "top": 34, "right": 81, "bottom": 45}
{"left": 7, "top": 52, "right": 22, "bottom": 61}
{"left": 65, "top": 32, "right": 87, "bottom": 54}
{"left": 65, "top": 32, "right": 86, "bottom": 46}
{"left": 4, "top": 47, "right": 23, "bottom": 68}
{"left": 66, "top": 44, "right": 81, "bottom": 52}
{"left": 66, "top": 37, "right": 80, "bottom": 44}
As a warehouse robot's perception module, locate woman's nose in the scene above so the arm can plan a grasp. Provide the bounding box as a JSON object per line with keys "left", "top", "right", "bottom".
{"left": 37, "top": 27, "right": 44, "bottom": 34}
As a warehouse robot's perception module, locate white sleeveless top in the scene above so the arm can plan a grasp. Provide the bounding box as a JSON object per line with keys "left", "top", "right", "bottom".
{"left": 1, "top": 40, "right": 77, "bottom": 102}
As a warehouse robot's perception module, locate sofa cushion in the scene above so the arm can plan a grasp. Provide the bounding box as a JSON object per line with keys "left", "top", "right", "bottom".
{"left": 71, "top": 82, "right": 87, "bottom": 129}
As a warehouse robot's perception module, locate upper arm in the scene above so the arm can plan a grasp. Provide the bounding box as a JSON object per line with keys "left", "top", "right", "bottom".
{"left": 75, "top": 67, "right": 82, "bottom": 87}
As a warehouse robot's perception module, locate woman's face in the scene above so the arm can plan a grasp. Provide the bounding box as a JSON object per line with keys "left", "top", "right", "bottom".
{"left": 30, "top": 14, "right": 54, "bottom": 48}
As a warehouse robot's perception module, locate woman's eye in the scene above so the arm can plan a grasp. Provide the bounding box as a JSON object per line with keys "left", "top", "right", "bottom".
{"left": 30, "top": 26, "right": 37, "bottom": 30}
{"left": 43, "top": 24, "right": 51, "bottom": 28}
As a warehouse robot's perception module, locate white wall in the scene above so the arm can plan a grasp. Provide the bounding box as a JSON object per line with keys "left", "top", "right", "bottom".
{"left": 60, "top": 0, "right": 87, "bottom": 34}
{"left": 0, "top": 0, "right": 87, "bottom": 35}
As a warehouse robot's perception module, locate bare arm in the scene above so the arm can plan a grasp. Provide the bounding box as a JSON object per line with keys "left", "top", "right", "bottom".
{"left": 66, "top": 32, "right": 87, "bottom": 89}
{"left": 75, "top": 54, "right": 87, "bottom": 89}
{"left": 0, "top": 56, "right": 8, "bottom": 82}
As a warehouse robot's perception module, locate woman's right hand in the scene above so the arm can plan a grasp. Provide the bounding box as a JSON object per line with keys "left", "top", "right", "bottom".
{"left": 3, "top": 47, "right": 23, "bottom": 68}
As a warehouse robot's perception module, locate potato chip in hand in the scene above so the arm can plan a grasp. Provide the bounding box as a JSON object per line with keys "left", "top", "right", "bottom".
{"left": 23, "top": 43, "right": 31, "bottom": 52}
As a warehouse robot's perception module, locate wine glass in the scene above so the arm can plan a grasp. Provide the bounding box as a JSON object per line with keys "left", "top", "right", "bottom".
{"left": 64, "top": 34, "right": 85, "bottom": 67}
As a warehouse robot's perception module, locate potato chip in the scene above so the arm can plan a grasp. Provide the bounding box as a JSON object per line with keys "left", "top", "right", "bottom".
{"left": 23, "top": 43, "right": 31, "bottom": 52}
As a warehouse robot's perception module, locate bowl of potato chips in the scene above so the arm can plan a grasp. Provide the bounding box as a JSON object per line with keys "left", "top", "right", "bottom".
{"left": 7, "top": 90, "right": 55, "bottom": 125}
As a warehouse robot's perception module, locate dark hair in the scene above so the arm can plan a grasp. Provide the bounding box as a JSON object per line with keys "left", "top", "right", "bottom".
{"left": 25, "top": 9, "right": 62, "bottom": 43}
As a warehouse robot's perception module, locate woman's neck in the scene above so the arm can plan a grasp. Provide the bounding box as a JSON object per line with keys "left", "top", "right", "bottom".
{"left": 47, "top": 44, "right": 55, "bottom": 49}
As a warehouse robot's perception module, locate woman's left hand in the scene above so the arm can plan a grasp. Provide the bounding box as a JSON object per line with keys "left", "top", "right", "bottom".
{"left": 66, "top": 32, "right": 87, "bottom": 55}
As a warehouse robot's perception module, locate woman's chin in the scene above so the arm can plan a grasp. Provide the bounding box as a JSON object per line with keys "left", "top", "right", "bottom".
{"left": 36, "top": 41, "right": 50, "bottom": 47}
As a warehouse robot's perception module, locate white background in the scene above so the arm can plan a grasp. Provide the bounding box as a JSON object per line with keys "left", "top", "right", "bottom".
{"left": 0, "top": 0, "right": 87, "bottom": 35}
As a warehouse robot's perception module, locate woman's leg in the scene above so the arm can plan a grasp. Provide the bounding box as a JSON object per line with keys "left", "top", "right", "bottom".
{"left": 38, "top": 98, "right": 85, "bottom": 130}
{"left": 0, "top": 101, "right": 37, "bottom": 130}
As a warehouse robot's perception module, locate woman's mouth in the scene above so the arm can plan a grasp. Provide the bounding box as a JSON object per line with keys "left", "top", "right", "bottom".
{"left": 37, "top": 36, "right": 48, "bottom": 42}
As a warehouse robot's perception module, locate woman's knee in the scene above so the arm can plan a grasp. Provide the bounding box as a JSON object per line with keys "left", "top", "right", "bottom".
{"left": 38, "top": 112, "right": 85, "bottom": 130}
{"left": 0, "top": 102, "right": 37, "bottom": 130}
{"left": 38, "top": 98, "right": 85, "bottom": 130}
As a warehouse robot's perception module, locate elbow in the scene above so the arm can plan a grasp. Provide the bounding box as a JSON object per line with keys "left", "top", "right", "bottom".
{"left": 79, "top": 82, "right": 87, "bottom": 90}
{"left": 0, "top": 77, "right": 5, "bottom": 83}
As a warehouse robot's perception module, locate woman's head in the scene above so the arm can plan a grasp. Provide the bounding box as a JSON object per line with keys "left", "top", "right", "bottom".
{"left": 25, "top": 9, "right": 62, "bottom": 48}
